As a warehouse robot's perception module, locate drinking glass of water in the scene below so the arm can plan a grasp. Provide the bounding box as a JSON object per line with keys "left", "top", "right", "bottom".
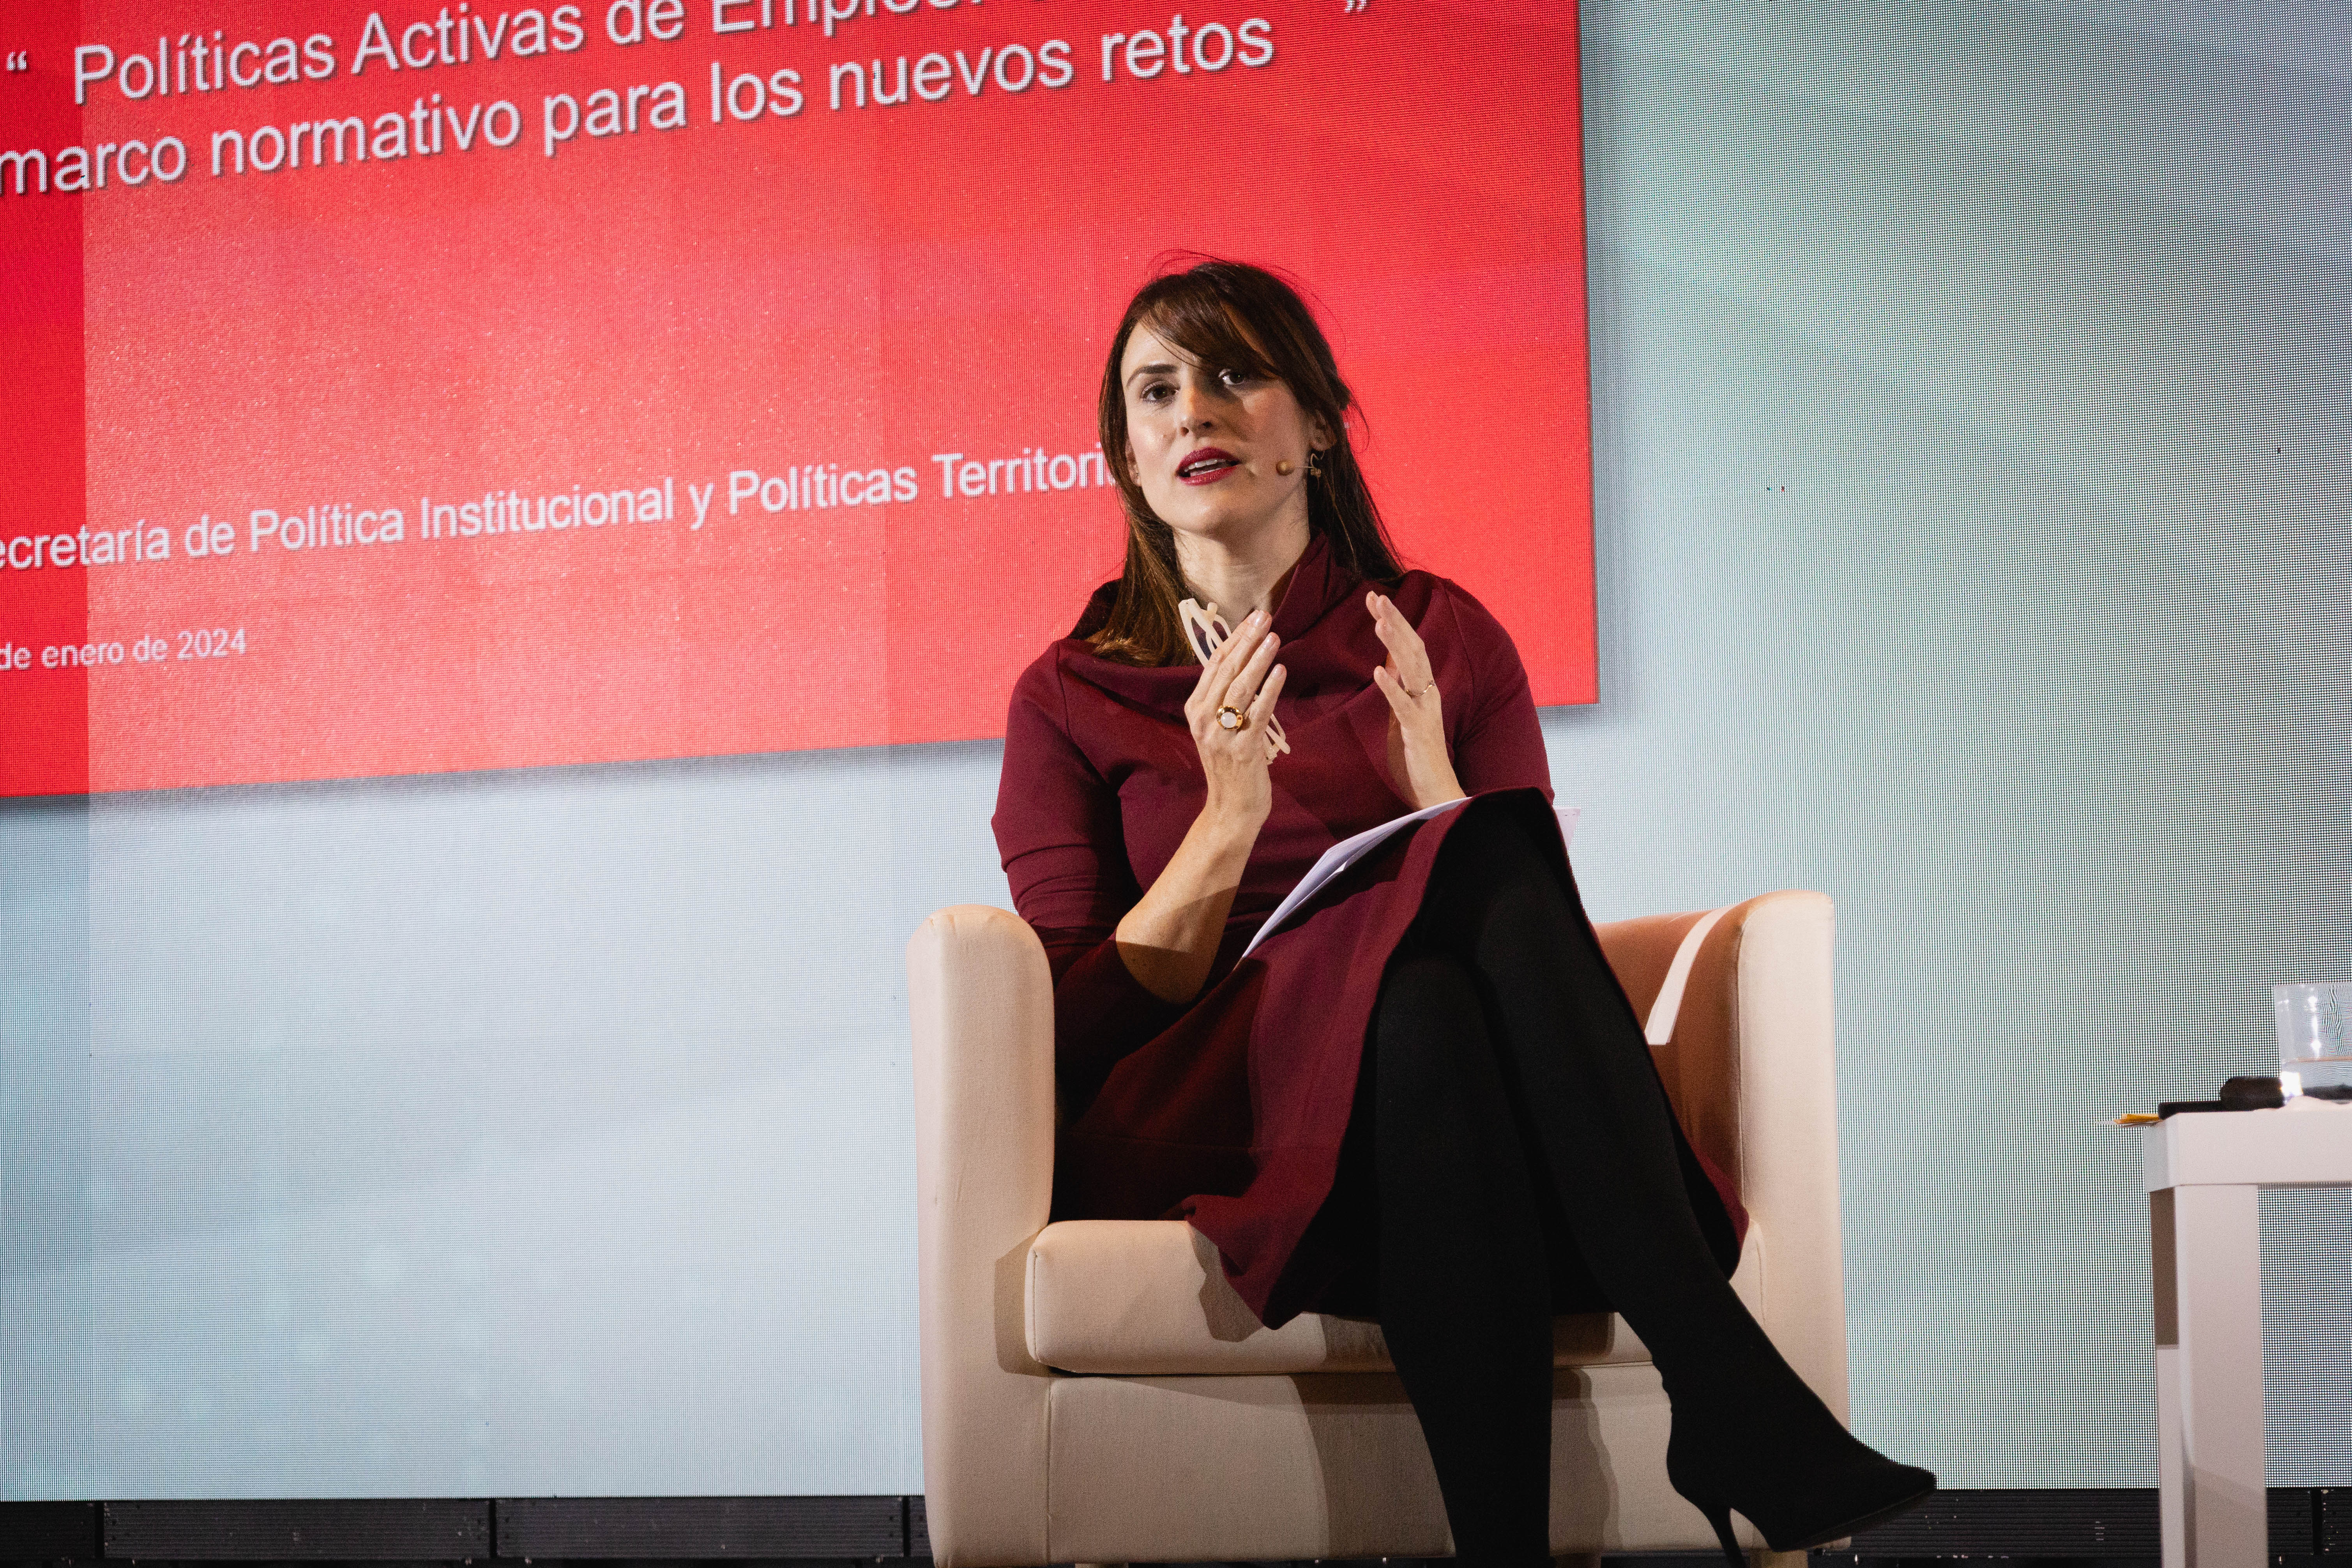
{"left": 2272, "top": 982, "right": 2352, "bottom": 1100}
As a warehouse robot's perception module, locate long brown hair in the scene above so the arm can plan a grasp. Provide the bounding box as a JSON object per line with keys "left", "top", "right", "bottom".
{"left": 1088, "top": 258, "right": 1403, "bottom": 666}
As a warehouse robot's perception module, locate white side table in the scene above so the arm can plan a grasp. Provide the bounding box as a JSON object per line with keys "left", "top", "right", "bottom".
{"left": 2143, "top": 1099, "right": 2352, "bottom": 1568}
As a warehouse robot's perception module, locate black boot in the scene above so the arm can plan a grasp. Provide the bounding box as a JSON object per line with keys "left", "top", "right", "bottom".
{"left": 1419, "top": 804, "right": 1937, "bottom": 1564}
{"left": 1657, "top": 1311, "right": 1936, "bottom": 1559}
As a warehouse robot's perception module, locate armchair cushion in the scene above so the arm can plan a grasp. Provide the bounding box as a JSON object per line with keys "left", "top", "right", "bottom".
{"left": 1025, "top": 1217, "right": 1781, "bottom": 1376}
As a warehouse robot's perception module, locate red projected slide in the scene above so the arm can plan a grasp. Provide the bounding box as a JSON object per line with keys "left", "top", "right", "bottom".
{"left": 0, "top": 0, "right": 1593, "bottom": 797}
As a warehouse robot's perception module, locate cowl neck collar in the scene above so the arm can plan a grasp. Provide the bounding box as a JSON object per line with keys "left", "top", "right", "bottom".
{"left": 1062, "top": 531, "right": 1361, "bottom": 714}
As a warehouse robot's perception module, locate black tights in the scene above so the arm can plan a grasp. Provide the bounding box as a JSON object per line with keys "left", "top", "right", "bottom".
{"left": 1357, "top": 803, "right": 1751, "bottom": 1568}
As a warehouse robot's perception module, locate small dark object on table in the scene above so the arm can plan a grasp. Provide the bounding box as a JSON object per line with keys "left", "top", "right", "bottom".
{"left": 2159, "top": 1075, "right": 2287, "bottom": 1119}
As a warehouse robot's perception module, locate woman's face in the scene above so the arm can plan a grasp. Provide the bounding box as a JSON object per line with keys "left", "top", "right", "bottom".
{"left": 1120, "top": 322, "right": 1326, "bottom": 550}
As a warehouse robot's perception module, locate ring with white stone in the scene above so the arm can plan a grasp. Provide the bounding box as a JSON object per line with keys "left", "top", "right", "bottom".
{"left": 1217, "top": 705, "right": 1246, "bottom": 731}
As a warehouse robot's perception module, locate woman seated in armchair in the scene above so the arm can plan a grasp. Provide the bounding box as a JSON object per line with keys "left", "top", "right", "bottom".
{"left": 991, "top": 258, "right": 1932, "bottom": 1568}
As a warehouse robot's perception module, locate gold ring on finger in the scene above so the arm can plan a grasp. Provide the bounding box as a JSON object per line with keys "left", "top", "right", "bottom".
{"left": 1217, "top": 705, "right": 1247, "bottom": 731}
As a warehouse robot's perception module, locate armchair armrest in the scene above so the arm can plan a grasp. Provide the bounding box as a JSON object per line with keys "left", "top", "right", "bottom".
{"left": 908, "top": 905, "right": 1060, "bottom": 1567}
{"left": 1598, "top": 890, "right": 1849, "bottom": 1423}
{"left": 1726, "top": 890, "right": 1850, "bottom": 1423}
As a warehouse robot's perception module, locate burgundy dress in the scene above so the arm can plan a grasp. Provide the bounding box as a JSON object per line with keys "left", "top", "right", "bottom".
{"left": 993, "top": 532, "right": 1744, "bottom": 1327}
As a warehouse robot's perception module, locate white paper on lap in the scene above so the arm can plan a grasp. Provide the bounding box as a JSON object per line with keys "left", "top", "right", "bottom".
{"left": 1241, "top": 801, "right": 1581, "bottom": 959}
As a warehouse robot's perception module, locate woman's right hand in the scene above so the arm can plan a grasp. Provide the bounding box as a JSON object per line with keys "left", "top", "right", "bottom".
{"left": 1113, "top": 608, "right": 1287, "bottom": 1004}
{"left": 1183, "top": 608, "right": 1287, "bottom": 833}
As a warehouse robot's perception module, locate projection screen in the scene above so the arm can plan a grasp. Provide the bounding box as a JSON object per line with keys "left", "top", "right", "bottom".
{"left": 3, "top": 0, "right": 1594, "bottom": 797}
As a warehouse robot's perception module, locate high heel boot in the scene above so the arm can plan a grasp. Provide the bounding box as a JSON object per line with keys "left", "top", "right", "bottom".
{"left": 1655, "top": 1308, "right": 1935, "bottom": 1562}
{"left": 1420, "top": 806, "right": 1938, "bottom": 1567}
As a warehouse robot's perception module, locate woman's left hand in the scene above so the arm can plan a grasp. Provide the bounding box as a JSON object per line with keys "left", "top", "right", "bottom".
{"left": 1367, "top": 590, "right": 1466, "bottom": 810}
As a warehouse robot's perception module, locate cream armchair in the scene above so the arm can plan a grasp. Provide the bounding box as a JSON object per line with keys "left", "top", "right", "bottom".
{"left": 907, "top": 891, "right": 1848, "bottom": 1567}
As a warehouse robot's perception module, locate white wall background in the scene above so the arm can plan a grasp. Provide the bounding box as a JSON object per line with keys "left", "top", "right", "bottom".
{"left": 4, "top": 0, "right": 2349, "bottom": 1496}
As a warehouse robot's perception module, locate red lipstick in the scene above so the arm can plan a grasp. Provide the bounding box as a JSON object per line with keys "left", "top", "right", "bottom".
{"left": 1176, "top": 446, "right": 1241, "bottom": 485}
